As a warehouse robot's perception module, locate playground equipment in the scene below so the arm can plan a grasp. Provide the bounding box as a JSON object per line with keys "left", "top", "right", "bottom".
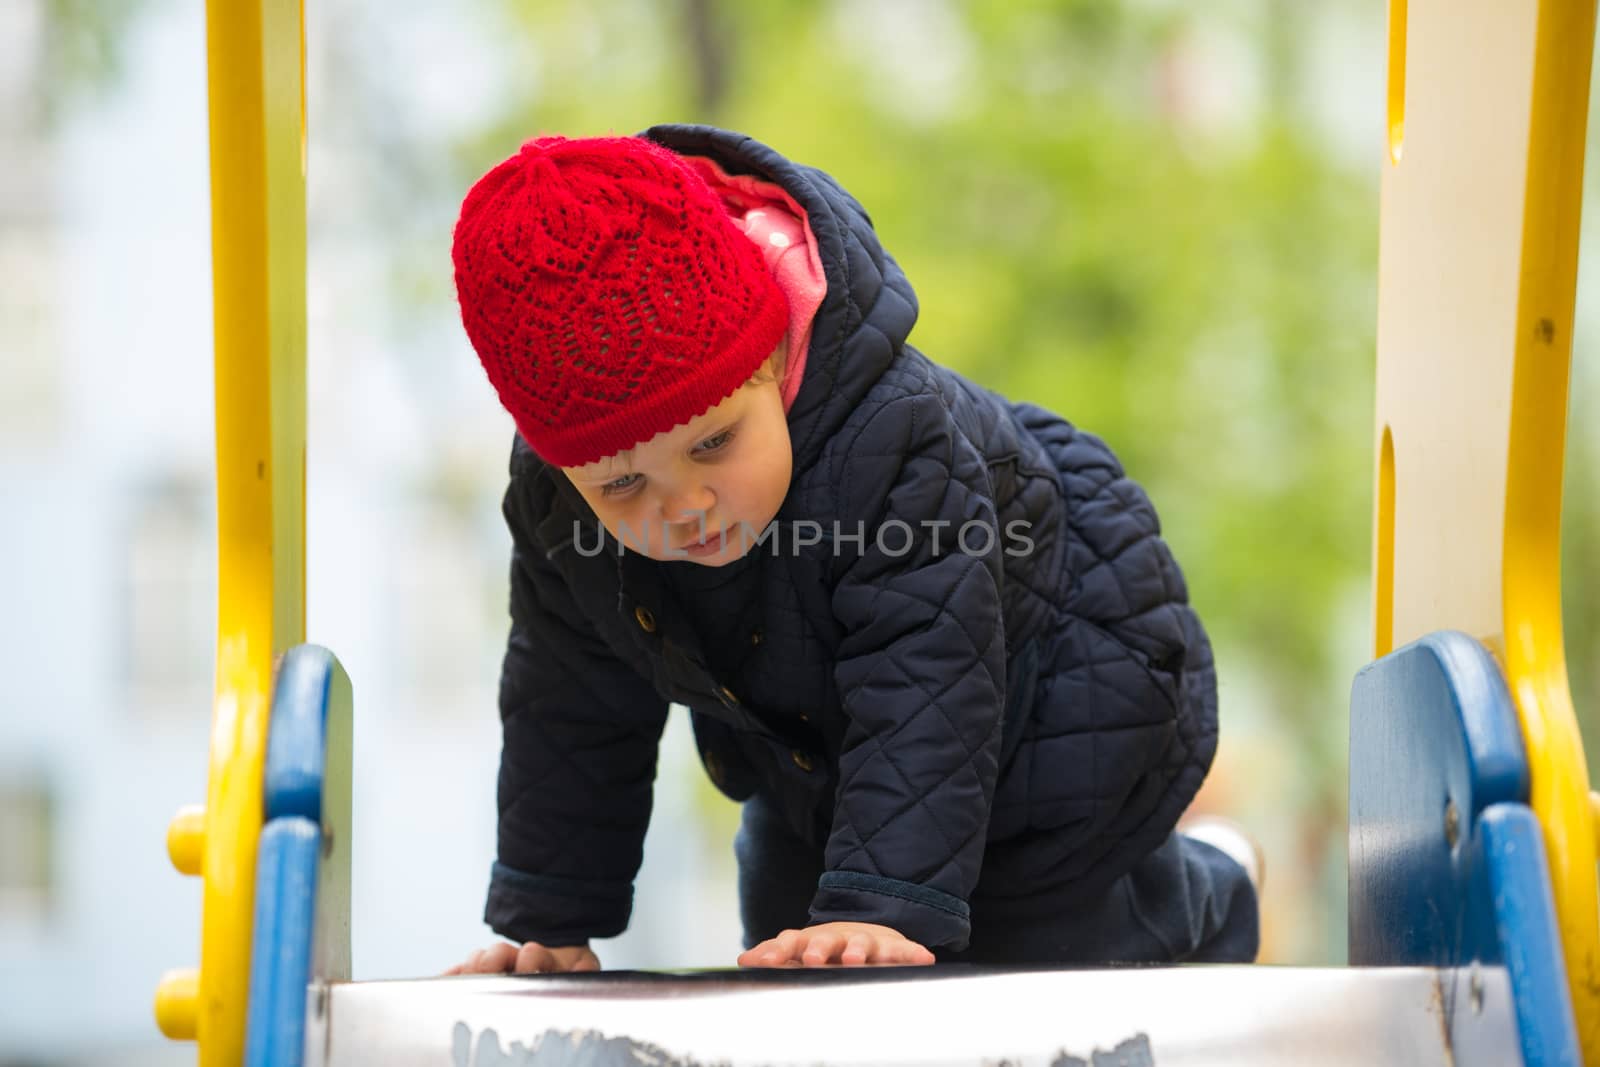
{"left": 152, "top": 2, "right": 350, "bottom": 1064}
{"left": 153, "top": 0, "right": 1600, "bottom": 1063}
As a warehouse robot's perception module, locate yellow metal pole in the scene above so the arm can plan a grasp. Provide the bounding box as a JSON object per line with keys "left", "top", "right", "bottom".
{"left": 155, "top": 0, "right": 306, "bottom": 1061}
{"left": 1503, "top": 0, "right": 1600, "bottom": 1056}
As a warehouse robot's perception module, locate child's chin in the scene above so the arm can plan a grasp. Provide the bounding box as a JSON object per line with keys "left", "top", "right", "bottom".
{"left": 699, "top": 543, "right": 747, "bottom": 566}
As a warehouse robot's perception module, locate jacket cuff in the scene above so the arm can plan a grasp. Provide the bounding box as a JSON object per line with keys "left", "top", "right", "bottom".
{"left": 484, "top": 861, "right": 633, "bottom": 947}
{"left": 808, "top": 871, "right": 972, "bottom": 951}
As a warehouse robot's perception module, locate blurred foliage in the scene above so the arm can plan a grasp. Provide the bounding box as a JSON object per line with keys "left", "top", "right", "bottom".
{"left": 1566, "top": 33, "right": 1600, "bottom": 780}
{"left": 1567, "top": 456, "right": 1600, "bottom": 769}
{"left": 454, "top": 2, "right": 1379, "bottom": 725}
{"left": 36, "top": 0, "right": 148, "bottom": 127}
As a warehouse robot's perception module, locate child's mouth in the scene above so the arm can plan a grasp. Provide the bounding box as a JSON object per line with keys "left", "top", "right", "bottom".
{"left": 677, "top": 529, "right": 726, "bottom": 557}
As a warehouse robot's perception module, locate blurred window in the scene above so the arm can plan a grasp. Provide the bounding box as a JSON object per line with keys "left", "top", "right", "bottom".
{"left": 0, "top": 230, "right": 62, "bottom": 453}
{"left": 124, "top": 475, "right": 213, "bottom": 719}
{"left": 0, "top": 773, "right": 54, "bottom": 922}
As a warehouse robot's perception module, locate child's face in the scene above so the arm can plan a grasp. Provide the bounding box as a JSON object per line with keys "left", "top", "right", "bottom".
{"left": 561, "top": 363, "right": 794, "bottom": 566}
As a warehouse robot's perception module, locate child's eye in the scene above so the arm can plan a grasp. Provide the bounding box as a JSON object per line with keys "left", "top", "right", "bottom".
{"left": 601, "top": 473, "right": 642, "bottom": 496}
{"left": 694, "top": 430, "right": 734, "bottom": 454}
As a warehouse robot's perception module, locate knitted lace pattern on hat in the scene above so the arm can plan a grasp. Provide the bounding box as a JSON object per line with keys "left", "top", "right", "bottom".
{"left": 452, "top": 135, "right": 789, "bottom": 468}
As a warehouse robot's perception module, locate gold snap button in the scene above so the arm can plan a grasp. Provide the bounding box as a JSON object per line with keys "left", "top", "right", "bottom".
{"left": 750, "top": 628, "right": 764, "bottom": 646}
{"left": 799, "top": 711, "right": 810, "bottom": 723}
{"left": 791, "top": 750, "right": 814, "bottom": 772}
{"left": 634, "top": 606, "right": 656, "bottom": 633}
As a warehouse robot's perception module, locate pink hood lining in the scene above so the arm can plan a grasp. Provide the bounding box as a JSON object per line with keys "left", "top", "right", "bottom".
{"left": 683, "top": 156, "right": 827, "bottom": 414}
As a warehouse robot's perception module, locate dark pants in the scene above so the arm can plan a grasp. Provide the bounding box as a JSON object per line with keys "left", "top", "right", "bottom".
{"left": 734, "top": 793, "right": 1260, "bottom": 964}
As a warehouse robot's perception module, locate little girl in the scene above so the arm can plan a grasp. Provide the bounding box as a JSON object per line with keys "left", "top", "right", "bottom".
{"left": 445, "top": 126, "right": 1257, "bottom": 974}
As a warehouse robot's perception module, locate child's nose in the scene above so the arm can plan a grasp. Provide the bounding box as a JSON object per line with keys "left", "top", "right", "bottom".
{"left": 660, "top": 483, "right": 715, "bottom": 523}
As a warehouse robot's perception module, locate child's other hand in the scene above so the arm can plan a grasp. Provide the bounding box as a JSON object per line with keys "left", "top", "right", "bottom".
{"left": 442, "top": 941, "right": 600, "bottom": 975}
{"left": 737, "top": 922, "right": 936, "bottom": 968}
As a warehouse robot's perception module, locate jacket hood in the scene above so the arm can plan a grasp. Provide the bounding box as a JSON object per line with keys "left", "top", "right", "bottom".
{"left": 640, "top": 124, "right": 920, "bottom": 473}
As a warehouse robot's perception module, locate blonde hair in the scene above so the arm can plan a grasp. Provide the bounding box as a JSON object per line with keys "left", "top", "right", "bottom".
{"left": 747, "top": 337, "right": 788, "bottom": 388}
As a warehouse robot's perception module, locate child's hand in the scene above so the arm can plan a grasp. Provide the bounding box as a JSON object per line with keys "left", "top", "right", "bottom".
{"left": 442, "top": 941, "right": 600, "bottom": 975}
{"left": 737, "top": 922, "right": 936, "bottom": 968}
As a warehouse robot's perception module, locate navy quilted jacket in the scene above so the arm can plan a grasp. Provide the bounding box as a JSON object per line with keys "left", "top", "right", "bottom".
{"left": 485, "top": 124, "right": 1217, "bottom": 952}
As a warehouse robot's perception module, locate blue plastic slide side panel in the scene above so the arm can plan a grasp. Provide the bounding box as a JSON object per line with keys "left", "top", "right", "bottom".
{"left": 246, "top": 816, "right": 320, "bottom": 1067}
{"left": 1480, "top": 805, "right": 1579, "bottom": 1067}
{"left": 249, "top": 644, "right": 344, "bottom": 1064}
{"left": 264, "top": 645, "right": 335, "bottom": 822}
{"left": 1350, "top": 629, "right": 1579, "bottom": 1064}
{"left": 1354, "top": 629, "right": 1530, "bottom": 812}
{"left": 1349, "top": 630, "right": 1529, "bottom": 965}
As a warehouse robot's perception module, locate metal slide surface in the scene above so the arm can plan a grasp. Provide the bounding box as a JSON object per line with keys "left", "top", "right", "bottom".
{"left": 305, "top": 965, "right": 1519, "bottom": 1067}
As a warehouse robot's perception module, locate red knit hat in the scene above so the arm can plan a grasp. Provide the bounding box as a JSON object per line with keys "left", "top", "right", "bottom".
{"left": 452, "top": 135, "right": 790, "bottom": 467}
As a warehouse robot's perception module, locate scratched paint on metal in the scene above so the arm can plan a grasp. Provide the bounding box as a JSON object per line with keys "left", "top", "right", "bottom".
{"left": 447, "top": 1023, "right": 1157, "bottom": 1067}
{"left": 1050, "top": 1032, "right": 1155, "bottom": 1066}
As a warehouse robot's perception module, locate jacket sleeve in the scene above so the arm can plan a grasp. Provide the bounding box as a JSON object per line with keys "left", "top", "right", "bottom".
{"left": 810, "top": 392, "right": 1007, "bottom": 951}
{"left": 485, "top": 472, "right": 670, "bottom": 946}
